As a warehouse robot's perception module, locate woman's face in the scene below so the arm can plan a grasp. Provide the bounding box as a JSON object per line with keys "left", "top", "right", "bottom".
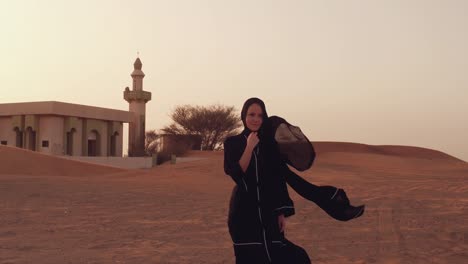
{"left": 245, "top": 103, "right": 263, "bottom": 132}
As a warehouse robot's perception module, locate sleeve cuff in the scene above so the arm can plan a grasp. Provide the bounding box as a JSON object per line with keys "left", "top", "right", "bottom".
{"left": 274, "top": 206, "right": 295, "bottom": 217}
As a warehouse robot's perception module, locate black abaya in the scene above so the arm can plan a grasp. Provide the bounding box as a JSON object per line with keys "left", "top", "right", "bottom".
{"left": 224, "top": 129, "right": 310, "bottom": 263}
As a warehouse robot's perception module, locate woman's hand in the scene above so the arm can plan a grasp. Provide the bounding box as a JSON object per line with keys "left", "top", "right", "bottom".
{"left": 246, "top": 132, "right": 259, "bottom": 150}
{"left": 278, "top": 214, "right": 286, "bottom": 233}
{"left": 239, "top": 132, "right": 260, "bottom": 173}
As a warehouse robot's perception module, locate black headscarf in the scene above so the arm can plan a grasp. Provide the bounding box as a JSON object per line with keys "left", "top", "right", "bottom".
{"left": 240, "top": 97, "right": 273, "bottom": 142}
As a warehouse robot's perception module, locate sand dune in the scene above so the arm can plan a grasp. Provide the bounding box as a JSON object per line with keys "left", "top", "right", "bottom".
{"left": 0, "top": 143, "right": 467, "bottom": 263}
{"left": 0, "top": 145, "right": 127, "bottom": 177}
{"left": 313, "top": 141, "right": 465, "bottom": 163}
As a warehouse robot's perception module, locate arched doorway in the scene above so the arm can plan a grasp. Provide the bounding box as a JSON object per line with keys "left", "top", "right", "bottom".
{"left": 110, "top": 131, "right": 119, "bottom": 157}
{"left": 66, "top": 128, "right": 76, "bottom": 156}
{"left": 87, "top": 130, "right": 100, "bottom": 156}
{"left": 25, "top": 127, "right": 36, "bottom": 151}
{"left": 14, "top": 127, "right": 23, "bottom": 148}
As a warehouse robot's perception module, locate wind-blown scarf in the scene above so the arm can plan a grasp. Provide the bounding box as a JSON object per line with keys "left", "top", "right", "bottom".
{"left": 268, "top": 115, "right": 365, "bottom": 221}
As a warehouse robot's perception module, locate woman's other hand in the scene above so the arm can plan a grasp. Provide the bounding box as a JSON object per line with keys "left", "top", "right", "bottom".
{"left": 278, "top": 214, "right": 286, "bottom": 233}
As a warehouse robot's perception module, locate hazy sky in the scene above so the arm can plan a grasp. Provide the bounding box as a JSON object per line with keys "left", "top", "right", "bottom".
{"left": 1, "top": 0, "right": 467, "bottom": 161}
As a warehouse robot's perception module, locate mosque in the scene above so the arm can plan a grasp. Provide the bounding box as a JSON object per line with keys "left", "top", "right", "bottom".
{"left": 0, "top": 57, "right": 151, "bottom": 157}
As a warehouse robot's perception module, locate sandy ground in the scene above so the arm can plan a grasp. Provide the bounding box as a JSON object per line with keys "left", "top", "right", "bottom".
{"left": 0, "top": 144, "right": 467, "bottom": 264}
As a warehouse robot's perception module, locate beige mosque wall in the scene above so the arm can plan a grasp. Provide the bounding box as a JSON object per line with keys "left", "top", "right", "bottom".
{"left": 39, "top": 116, "right": 65, "bottom": 155}
{"left": 1, "top": 114, "right": 124, "bottom": 157}
{"left": 11, "top": 115, "right": 24, "bottom": 130}
{"left": 63, "top": 117, "right": 120, "bottom": 157}
{"left": 117, "top": 123, "right": 123, "bottom": 156}
{"left": 11, "top": 115, "right": 25, "bottom": 147}
{"left": 107, "top": 121, "right": 123, "bottom": 157}
{"left": 0, "top": 117, "right": 15, "bottom": 146}
{"left": 25, "top": 115, "right": 39, "bottom": 130}
{"left": 24, "top": 115, "right": 39, "bottom": 150}
{"left": 83, "top": 119, "right": 109, "bottom": 156}
{"left": 0, "top": 117, "right": 9, "bottom": 143}
{"left": 64, "top": 117, "right": 83, "bottom": 156}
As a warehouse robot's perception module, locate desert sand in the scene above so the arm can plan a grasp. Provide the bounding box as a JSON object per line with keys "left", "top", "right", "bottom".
{"left": 0, "top": 143, "right": 467, "bottom": 263}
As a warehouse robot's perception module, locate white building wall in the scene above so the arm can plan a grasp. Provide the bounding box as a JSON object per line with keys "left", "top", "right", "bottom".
{"left": 72, "top": 119, "right": 83, "bottom": 156}
{"left": 1, "top": 114, "right": 126, "bottom": 157}
{"left": 39, "top": 116, "right": 64, "bottom": 155}
{"left": 117, "top": 122, "right": 123, "bottom": 157}
{"left": 0, "top": 117, "right": 12, "bottom": 145}
{"left": 100, "top": 120, "right": 108, "bottom": 157}
{"left": 63, "top": 156, "right": 154, "bottom": 169}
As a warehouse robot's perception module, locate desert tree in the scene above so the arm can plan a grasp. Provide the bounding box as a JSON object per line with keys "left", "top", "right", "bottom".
{"left": 160, "top": 104, "right": 241, "bottom": 150}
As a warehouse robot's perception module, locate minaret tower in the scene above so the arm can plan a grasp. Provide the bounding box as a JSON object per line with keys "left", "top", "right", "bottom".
{"left": 124, "top": 57, "right": 152, "bottom": 156}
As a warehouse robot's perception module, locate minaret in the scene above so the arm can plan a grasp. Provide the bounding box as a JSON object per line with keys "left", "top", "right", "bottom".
{"left": 124, "top": 57, "right": 152, "bottom": 156}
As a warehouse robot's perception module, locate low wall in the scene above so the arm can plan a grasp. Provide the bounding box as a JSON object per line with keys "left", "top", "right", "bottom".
{"left": 63, "top": 156, "right": 156, "bottom": 169}
{"left": 63, "top": 155, "right": 206, "bottom": 169}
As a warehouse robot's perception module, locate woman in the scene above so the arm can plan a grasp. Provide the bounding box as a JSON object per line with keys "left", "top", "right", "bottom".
{"left": 223, "top": 97, "right": 311, "bottom": 263}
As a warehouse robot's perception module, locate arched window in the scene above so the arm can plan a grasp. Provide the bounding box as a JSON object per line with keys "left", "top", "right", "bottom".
{"left": 66, "top": 128, "right": 76, "bottom": 156}
{"left": 14, "top": 127, "right": 23, "bottom": 148}
{"left": 25, "top": 127, "right": 36, "bottom": 151}
{"left": 87, "top": 130, "right": 100, "bottom": 156}
{"left": 110, "top": 131, "right": 119, "bottom": 156}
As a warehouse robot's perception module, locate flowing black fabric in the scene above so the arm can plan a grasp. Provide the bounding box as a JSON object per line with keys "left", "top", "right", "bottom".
{"left": 284, "top": 168, "right": 365, "bottom": 221}
{"left": 268, "top": 115, "right": 365, "bottom": 221}
{"left": 269, "top": 116, "right": 316, "bottom": 171}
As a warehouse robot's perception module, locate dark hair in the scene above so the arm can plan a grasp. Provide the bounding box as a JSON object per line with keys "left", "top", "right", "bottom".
{"left": 241, "top": 97, "right": 272, "bottom": 141}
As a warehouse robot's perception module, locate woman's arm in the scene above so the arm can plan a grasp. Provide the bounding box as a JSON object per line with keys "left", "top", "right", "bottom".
{"left": 224, "top": 133, "right": 259, "bottom": 192}
{"left": 238, "top": 132, "right": 258, "bottom": 172}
